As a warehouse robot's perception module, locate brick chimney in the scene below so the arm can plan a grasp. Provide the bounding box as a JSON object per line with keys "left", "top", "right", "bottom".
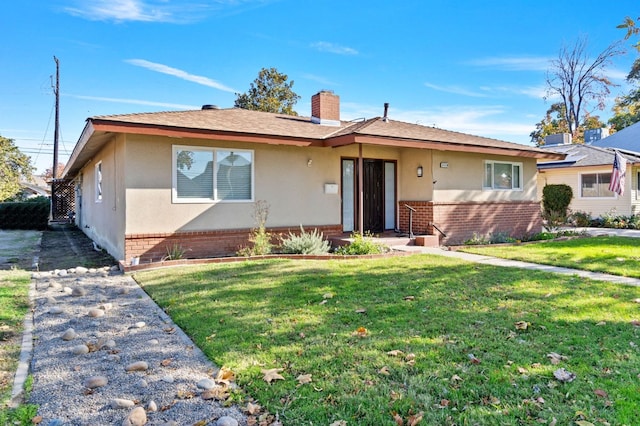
{"left": 311, "top": 91, "right": 340, "bottom": 126}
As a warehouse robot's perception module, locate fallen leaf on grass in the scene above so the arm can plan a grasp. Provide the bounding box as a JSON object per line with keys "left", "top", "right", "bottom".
{"left": 596, "top": 321, "right": 606, "bottom": 326}
{"left": 379, "top": 366, "right": 390, "bottom": 375}
{"left": 296, "top": 374, "right": 312, "bottom": 385}
{"left": 631, "top": 320, "right": 640, "bottom": 327}
{"left": 246, "top": 402, "right": 261, "bottom": 415}
{"left": 323, "top": 293, "right": 334, "bottom": 299}
{"left": 403, "top": 296, "right": 415, "bottom": 301}
{"left": 594, "top": 389, "right": 608, "bottom": 398}
{"left": 216, "top": 367, "right": 235, "bottom": 383}
{"left": 515, "top": 321, "right": 528, "bottom": 330}
{"left": 319, "top": 300, "right": 327, "bottom": 305}
{"left": 390, "top": 390, "right": 402, "bottom": 401}
{"left": 575, "top": 422, "right": 595, "bottom": 426}
{"left": 355, "top": 308, "right": 367, "bottom": 314}
{"left": 353, "top": 326, "right": 368, "bottom": 337}
{"left": 450, "top": 374, "right": 463, "bottom": 382}
{"left": 517, "top": 367, "right": 528, "bottom": 374}
{"left": 438, "top": 399, "right": 450, "bottom": 408}
{"left": 392, "top": 412, "right": 403, "bottom": 425}
{"left": 468, "top": 353, "right": 481, "bottom": 364}
{"left": 553, "top": 368, "right": 576, "bottom": 382}
{"left": 547, "top": 352, "right": 568, "bottom": 365}
{"left": 387, "top": 349, "right": 404, "bottom": 357}
{"left": 262, "top": 368, "right": 285, "bottom": 383}
{"left": 407, "top": 411, "right": 424, "bottom": 425}
{"left": 329, "top": 421, "right": 347, "bottom": 426}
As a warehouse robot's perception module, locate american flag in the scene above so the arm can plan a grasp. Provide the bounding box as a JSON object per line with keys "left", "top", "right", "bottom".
{"left": 608, "top": 150, "right": 627, "bottom": 196}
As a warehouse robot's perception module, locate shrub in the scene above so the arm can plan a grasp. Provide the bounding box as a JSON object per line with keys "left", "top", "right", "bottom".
{"left": 463, "top": 232, "right": 490, "bottom": 245}
{"left": 541, "top": 184, "right": 573, "bottom": 229}
{"left": 280, "top": 226, "right": 331, "bottom": 255}
{"left": 335, "top": 232, "right": 389, "bottom": 255}
{"left": 489, "top": 231, "right": 516, "bottom": 244}
{"left": 0, "top": 198, "right": 50, "bottom": 230}
{"left": 163, "top": 243, "right": 189, "bottom": 261}
{"left": 570, "top": 210, "right": 592, "bottom": 227}
{"left": 237, "top": 200, "right": 273, "bottom": 256}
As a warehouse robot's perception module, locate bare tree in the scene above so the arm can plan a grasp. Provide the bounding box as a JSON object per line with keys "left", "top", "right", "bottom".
{"left": 545, "top": 37, "right": 624, "bottom": 139}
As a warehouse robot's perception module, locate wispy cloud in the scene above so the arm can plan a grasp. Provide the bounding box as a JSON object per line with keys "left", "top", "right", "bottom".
{"left": 125, "top": 59, "right": 237, "bottom": 93}
{"left": 301, "top": 73, "right": 339, "bottom": 87}
{"left": 67, "top": 94, "right": 199, "bottom": 109}
{"left": 63, "top": 0, "right": 267, "bottom": 23}
{"left": 341, "top": 103, "right": 535, "bottom": 143}
{"left": 467, "top": 56, "right": 551, "bottom": 72}
{"left": 311, "top": 42, "right": 358, "bottom": 55}
{"left": 424, "top": 82, "right": 488, "bottom": 98}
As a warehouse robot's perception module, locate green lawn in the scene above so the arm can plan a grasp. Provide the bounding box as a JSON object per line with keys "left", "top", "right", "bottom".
{"left": 135, "top": 255, "right": 640, "bottom": 425}
{"left": 461, "top": 236, "right": 640, "bottom": 278}
{"left": 0, "top": 269, "right": 36, "bottom": 424}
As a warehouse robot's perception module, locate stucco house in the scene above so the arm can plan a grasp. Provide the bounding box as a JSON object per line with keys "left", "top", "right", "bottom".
{"left": 62, "top": 91, "right": 562, "bottom": 263}
{"left": 538, "top": 142, "right": 640, "bottom": 217}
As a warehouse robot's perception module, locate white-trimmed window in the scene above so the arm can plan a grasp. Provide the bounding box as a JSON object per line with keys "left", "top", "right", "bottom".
{"left": 95, "top": 162, "right": 103, "bottom": 202}
{"left": 580, "top": 172, "right": 614, "bottom": 198}
{"left": 172, "top": 146, "right": 254, "bottom": 203}
{"left": 483, "top": 161, "right": 522, "bottom": 190}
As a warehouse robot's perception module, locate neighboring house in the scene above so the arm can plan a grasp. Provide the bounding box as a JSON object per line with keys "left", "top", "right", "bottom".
{"left": 62, "top": 91, "right": 562, "bottom": 263}
{"left": 19, "top": 175, "right": 51, "bottom": 199}
{"left": 591, "top": 121, "right": 640, "bottom": 153}
{"left": 537, "top": 142, "right": 640, "bottom": 217}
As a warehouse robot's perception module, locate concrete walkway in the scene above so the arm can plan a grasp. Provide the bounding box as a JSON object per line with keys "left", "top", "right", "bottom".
{"left": 393, "top": 226, "right": 640, "bottom": 287}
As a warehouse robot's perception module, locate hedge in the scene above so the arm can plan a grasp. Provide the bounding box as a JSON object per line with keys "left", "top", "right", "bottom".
{"left": 0, "top": 199, "right": 50, "bottom": 230}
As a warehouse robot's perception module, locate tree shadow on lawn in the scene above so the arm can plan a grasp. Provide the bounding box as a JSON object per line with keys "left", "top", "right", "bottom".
{"left": 135, "top": 256, "right": 640, "bottom": 424}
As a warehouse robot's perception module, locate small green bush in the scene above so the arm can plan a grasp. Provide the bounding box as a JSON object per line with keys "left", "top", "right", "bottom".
{"left": 542, "top": 184, "right": 573, "bottom": 230}
{"left": 163, "top": 243, "right": 189, "bottom": 261}
{"left": 570, "top": 210, "right": 592, "bottom": 227}
{"left": 463, "top": 232, "right": 490, "bottom": 245}
{"left": 489, "top": 231, "right": 516, "bottom": 244}
{"left": 335, "top": 232, "right": 389, "bottom": 255}
{"left": 280, "top": 226, "right": 331, "bottom": 255}
{"left": 0, "top": 199, "right": 50, "bottom": 230}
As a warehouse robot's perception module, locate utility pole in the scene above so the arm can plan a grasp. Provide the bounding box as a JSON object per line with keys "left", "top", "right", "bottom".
{"left": 53, "top": 56, "right": 60, "bottom": 179}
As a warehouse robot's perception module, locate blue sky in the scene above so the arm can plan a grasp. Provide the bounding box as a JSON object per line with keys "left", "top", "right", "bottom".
{"left": 2, "top": 0, "right": 638, "bottom": 173}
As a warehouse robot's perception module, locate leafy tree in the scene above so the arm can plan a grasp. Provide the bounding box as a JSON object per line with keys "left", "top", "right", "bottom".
{"left": 609, "top": 18, "right": 640, "bottom": 130}
{"left": 43, "top": 163, "right": 66, "bottom": 182}
{"left": 545, "top": 37, "right": 623, "bottom": 140}
{"left": 0, "top": 136, "right": 34, "bottom": 202}
{"left": 234, "top": 67, "right": 301, "bottom": 115}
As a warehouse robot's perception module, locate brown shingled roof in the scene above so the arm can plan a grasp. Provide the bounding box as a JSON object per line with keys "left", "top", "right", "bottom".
{"left": 64, "top": 107, "right": 563, "bottom": 178}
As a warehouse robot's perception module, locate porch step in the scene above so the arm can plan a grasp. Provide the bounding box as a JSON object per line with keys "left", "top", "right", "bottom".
{"left": 414, "top": 235, "right": 439, "bottom": 247}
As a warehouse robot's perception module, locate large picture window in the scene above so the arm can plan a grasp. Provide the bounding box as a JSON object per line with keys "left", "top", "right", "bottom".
{"left": 173, "top": 146, "right": 253, "bottom": 203}
{"left": 483, "top": 161, "right": 522, "bottom": 190}
{"left": 580, "top": 173, "right": 614, "bottom": 198}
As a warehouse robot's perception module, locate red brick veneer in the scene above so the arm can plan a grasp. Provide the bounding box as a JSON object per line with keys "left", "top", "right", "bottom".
{"left": 124, "top": 225, "right": 343, "bottom": 263}
{"left": 399, "top": 201, "right": 542, "bottom": 245}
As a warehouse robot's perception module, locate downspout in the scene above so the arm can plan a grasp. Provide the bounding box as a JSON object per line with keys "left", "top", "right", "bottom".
{"left": 358, "top": 143, "right": 364, "bottom": 233}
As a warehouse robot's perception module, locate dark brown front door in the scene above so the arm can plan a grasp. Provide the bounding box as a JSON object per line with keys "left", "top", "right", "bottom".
{"left": 363, "top": 159, "right": 384, "bottom": 232}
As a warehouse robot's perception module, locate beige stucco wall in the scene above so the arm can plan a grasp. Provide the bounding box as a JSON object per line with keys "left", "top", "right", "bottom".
{"left": 124, "top": 135, "right": 345, "bottom": 234}
{"left": 431, "top": 151, "right": 538, "bottom": 203}
{"left": 76, "top": 135, "right": 126, "bottom": 260}
{"left": 537, "top": 165, "right": 634, "bottom": 217}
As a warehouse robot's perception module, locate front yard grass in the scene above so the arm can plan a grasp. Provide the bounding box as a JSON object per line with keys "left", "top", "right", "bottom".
{"left": 135, "top": 255, "right": 640, "bottom": 425}
{"left": 460, "top": 236, "right": 640, "bottom": 278}
{"left": 0, "top": 270, "right": 35, "bottom": 424}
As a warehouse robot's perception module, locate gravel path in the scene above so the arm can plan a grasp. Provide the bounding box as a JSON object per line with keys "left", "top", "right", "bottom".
{"left": 28, "top": 266, "right": 247, "bottom": 426}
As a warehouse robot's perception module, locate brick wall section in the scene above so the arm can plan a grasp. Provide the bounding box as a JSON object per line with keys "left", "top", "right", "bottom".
{"left": 124, "top": 225, "right": 343, "bottom": 263}
{"left": 311, "top": 91, "right": 340, "bottom": 121}
{"left": 398, "top": 200, "right": 542, "bottom": 245}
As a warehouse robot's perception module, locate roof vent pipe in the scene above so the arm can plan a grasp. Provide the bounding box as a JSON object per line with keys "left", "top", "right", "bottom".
{"left": 202, "top": 104, "right": 219, "bottom": 110}
{"left": 383, "top": 103, "right": 389, "bottom": 122}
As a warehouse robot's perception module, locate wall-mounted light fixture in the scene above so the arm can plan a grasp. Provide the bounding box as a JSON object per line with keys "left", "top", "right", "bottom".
{"left": 307, "top": 159, "right": 313, "bottom": 167}
{"left": 440, "top": 162, "right": 449, "bottom": 168}
{"left": 417, "top": 166, "right": 423, "bottom": 178}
